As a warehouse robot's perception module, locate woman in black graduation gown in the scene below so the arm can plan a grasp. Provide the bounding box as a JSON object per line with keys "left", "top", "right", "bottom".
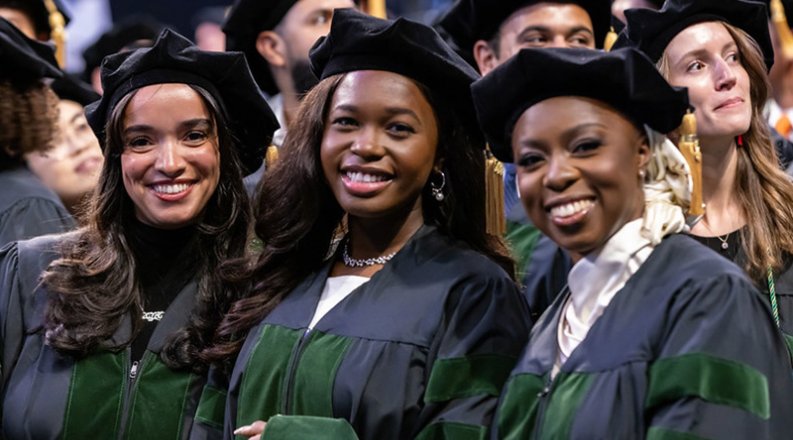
{"left": 0, "top": 17, "right": 73, "bottom": 247}
{"left": 198, "top": 8, "right": 531, "bottom": 440}
{"left": 0, "top": 30, "right": 278, "bottom": 439}
{"left": 619, "top": 0, "right": 793, "bottom": 354}
{"left": 472, "top": 47, "right": 793, "bottom": 438}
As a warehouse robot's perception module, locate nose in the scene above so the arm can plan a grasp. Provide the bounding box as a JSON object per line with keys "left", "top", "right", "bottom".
{"left": 350, "top": 126, "right": 385, "bottom": 160}
{"left": 543, "top": 153, "right": 577, "bottom": 192}
{"left": 548, "top": 35, "right": 568, "bottom": 48}
{"left": 714, "top": 58, "right": 738, "bottom": 91}
{"left": 154, "top": 139, "right": 186, "bottom": 176}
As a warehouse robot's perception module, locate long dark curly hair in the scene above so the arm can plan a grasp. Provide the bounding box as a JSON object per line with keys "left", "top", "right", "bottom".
{"left": 0, "top": 79, "right": 58, "bottom": 170}
{"left": 202, "top": 72, "right": 514, "bottom": 363}
{"left": 42, "top": 84, "right": 252, "bottom": 373}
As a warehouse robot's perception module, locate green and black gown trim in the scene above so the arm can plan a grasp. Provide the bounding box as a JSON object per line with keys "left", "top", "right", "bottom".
{"left": 0, "top": 235, "right": 212, "bottom": 440}
{"left": 193, "top": 225, "right": 532, "bottom": 440}
{"left": 492, "top": 234, "right": 793, "bottom": 439}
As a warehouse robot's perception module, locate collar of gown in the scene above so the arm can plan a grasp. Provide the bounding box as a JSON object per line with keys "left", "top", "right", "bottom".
{"left": 558, "top": 218, "right": 655, "bottom": 365}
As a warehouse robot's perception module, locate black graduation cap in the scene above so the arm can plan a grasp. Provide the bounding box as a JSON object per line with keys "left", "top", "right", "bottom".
{"left": 0, "top": 16, "right": 61, "bottom": 83}
{"left": 51, "top": 73, "right": 100, "bottom": 106}
{"left": 434, "top": 0, "right": 612, "bottom": 57}
{"left": 82, "top": 16, "right": 164, "bottom": 77}
{"left": 616, "top": 0, "right": 774, "bottom": 70}
{"left": 471, "top": 47, "right": 690, "bottom": 163}
{"left": 0, "top": 0, "right": 70, "bottom": 38}
{"left": 84, "top": 29, "right": 279, "bottom": 175}
{"left": 191, "top": 6, "right": 228, "bottom": 30}
{"left": 223, "top": 0, "right": 298, "bottom": 95}
{"left": 310, "top": 8, "right": 481, "bottom": 130}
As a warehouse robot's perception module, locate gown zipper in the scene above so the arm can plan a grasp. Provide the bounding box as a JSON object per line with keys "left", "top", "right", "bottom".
{"left": 532, "top": 374, "right": 555, "bottom": 438}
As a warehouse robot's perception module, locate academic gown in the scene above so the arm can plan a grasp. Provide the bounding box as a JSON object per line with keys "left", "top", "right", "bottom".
{"left": 0, "top": 235, "right": 210, "bottom": 440}
{"left": 0, "top": 167, "right": 74, "bottom": 248}
{"left": 196, "top": 225, "right": 532, "bottom": 440}
{"left": 492, "top": 234, "right": 793, "bottom": 439}
{"left": 692, "top": 232, "right": 793, "bottom": 355}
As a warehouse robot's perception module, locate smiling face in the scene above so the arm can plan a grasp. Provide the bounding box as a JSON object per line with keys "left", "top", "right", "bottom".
{"left": 320, "top": 70, "right": 439, "bottom": 223}
{"left": 25, "top": 99, "right": 104, "bottom": 210}
{"left": 663, "top": 21, "right": 752, "bottom": 144}
{"left": 120, "top": 83, "right": 220, "bottom": 229}
{"left": 513, "top": 96, "right": 649, "bottom": 260}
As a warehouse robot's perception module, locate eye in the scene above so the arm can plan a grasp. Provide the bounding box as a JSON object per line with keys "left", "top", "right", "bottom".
{"left": 386, "top": 122, "right": 415, "bottom": 137}
{"left": 519, "top": 33, "right": 548, "bottom": 47}
{"left": 125, "top": 136, "right": 152, "bottom": 149}
{"left": 331, "top": 117, "right": 358, "bottom": 129}
{"left": 517, "top": 152, "right": 544, "bottom": 169}
{"left": 310, "top": 10, "right": 332, "bottom": 26}
{"left": 686, "top": 60, "right": 704, "bottom": 72}
{"left": 726, "top": 51, "right": 740, "bottom": 64}
{"left": 568, "top": 34, "right": 592, "bottom": 47}
{"left": 571, "top": 139, "right": 602, "bottom": 154}
{"left": 184, "top": 130, "right": 209, "bottom": 145}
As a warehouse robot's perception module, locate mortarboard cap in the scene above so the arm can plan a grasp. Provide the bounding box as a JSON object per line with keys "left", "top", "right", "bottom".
{"left": 471, "top": 47, "right": 690, "bottom": 163}
{"left": 223, "top": 0, "right": 298, "bottom": 95}
{"left": 310, "top": 8, "right": 481, "bottom": 131}
{"left": 84, "top": 29, "right": 279, "bottom": 175}
{"left": 51, "top": 73, "right": 99, "bottom": 106}
{"left": 0, "top": 0, "right": 70, "bottom": 38}
{"left": 616, "top": 0, "right": 773, "bottom": 70}
{"left": 435, "top": 0, "right": 612, "bottom": 57}
{"left": 82, "top": 16, "right": 164, "bottom": 78}
{"left": 0, "top": 16, "right": 61, "bottom": 83}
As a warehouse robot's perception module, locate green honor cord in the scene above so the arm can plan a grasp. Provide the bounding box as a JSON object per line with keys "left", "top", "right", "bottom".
{"left": 768, "top": 266, "right": 780, "bottom": 327}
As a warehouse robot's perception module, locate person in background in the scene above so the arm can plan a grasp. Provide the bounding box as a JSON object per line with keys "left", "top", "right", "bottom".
{"left": 223, "top": 0, "right": 356, "bottom": 195}
{"left": 619, "top": 0, "right": 793, "bottom": 355}
{"left": 610, "top": 0, "right": 661, "bottom": 24}
{"left": 191, "top": 6, "right": 227, "bottom": 52}
{"left": 0, "top": 17, "right": 73, "bottom": 248}
{"left": 25, "top": 74, "right": 103, "bottom": 220}
{"left": 0, "top": 0, "right": 69, "bottom": 41}
{"left": 81, "top": 15, "right": 163, "bottom": 94}
{"left": 473, "top": 46, "right": 793, "bottom": 439}
{"left": 199, "top": 9, "right": 530, "bottom": 439}
{"left": 0, "top": 29, "right": 278, "bottom": 439}
{"left": 766, "top": 0, "right": 793, "bottom": 146}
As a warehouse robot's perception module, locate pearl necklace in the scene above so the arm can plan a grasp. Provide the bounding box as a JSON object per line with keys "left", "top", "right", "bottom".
{"left": 342, "top": 239, "right": 396, "bottom": 267}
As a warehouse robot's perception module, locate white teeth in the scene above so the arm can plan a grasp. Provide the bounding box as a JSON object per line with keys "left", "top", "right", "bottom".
{"left": 346, "top": 171, "right": 388, "bottom": 183}
{"left": 153, "top": 183, "right": 190, "bottom": 194}
{"left": 550, "top": 199, "right": 594, "bottom": 218}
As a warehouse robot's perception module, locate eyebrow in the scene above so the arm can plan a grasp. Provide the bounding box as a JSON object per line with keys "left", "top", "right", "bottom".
{"left": 332, "top": 104, "right": 422, "bottom": 121}
{"left": 123, "top": 118, "right": 213, "bottom": 135}
{"left": 517, "top": 25, "right": 594, "bottom": 38}
{"left": 518, "top": 122, "right": 608, "bottom": 147}
{"left": 673, "top": 41, "right": 739, "bottom": 65}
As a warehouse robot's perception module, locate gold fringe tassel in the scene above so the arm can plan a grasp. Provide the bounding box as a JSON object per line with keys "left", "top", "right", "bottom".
{"left": 678, "top": 109, "right": 705, "bottom": 220}
{"left": 485, "top": 146, "right": 506, "bottom": 236}
{"left": 771, "top": 0, "right": 793, "bottom": 59}
{"left": 362, "top": 0, "right": 387, "bottom": 19}
{"left": 603, "top": 26, "right": 618, "bottom": 52}
{"left": 43, "top": 0, "right": 66, "bottom": 67}
{"left": 265, "top": 145, "right": 279, "bottom": 169}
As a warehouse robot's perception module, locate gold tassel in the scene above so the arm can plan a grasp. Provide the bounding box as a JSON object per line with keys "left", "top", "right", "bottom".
{"left": 361, "top": 0, "right": 387, "bottom": 19}
{"left": 771, "top": 0, "right": 793, "bottom": 59}
{"left": 265, "top": 144, "right": 279, "bottom": 169}
{"left": 485, "top": 145, "right": 506, "bottom": 236}
{"left": 678, "top": 109, "right": 705, "bottom": 222}
{"left": 603, "top": 26, "right": 618, "bottom": 52}
{"left": 43, "top": 0, "right": 66, "bottom": 67}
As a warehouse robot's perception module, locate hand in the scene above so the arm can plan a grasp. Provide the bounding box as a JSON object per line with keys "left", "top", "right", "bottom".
{"left": 233, "top": 420, "right": 266, "bottom": 440}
